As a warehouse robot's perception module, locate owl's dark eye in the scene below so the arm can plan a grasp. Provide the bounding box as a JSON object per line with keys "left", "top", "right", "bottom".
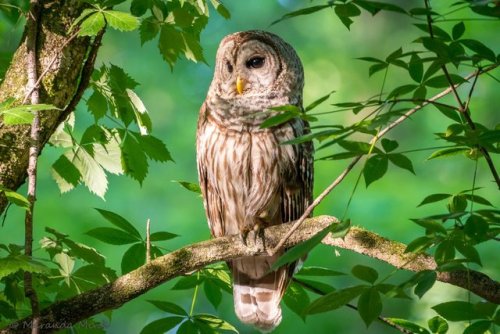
{"left": 226, "top": 61, "right": 233, "bottom": 73}
{"left": 246, "top": 56, "right": 265, "bottom": 69}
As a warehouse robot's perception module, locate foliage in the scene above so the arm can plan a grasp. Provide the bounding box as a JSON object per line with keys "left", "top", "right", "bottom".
{"left": 0, "top": 0, "right": 498, "bottom": 333}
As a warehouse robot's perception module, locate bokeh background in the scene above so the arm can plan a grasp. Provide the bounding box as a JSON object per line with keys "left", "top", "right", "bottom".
{"left": 1, "top": 0, "right": 499, "bottom": 333}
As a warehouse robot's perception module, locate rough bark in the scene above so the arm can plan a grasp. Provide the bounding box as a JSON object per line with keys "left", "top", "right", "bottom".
{"left": 1, "top": 216, "right": 497, "bottom": 334}
{"left": 0, "top": 0, "right": 90, "bottom": 213}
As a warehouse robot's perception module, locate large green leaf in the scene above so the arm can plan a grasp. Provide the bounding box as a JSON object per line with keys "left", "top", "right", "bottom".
{"left": 363, "top": 154, "right": 388, "bottom": 187}
{"left": 387, "top": 318, "right": 430, "bottom": 334}
{"left": 121, "top": 243, "right": 146, "bottom": 274}
{"left": 283, "top": 281, "right": 309, "bottom": 320}
{"left": 204, "top": 279, "right": 222, "bottom": 310}
{"left": 147, "top": 300, "right": 187, "bottom": 316}
{"left": 86, "top": 227, "right": 140, "bottom": 245}
{"left": 0, "top": 255, "right": 48, "bottom": 279}
{"left": 192, "top": 314, "right": 238, "bottom": 332}
{"left": 357, "top": 287, "right": 382, "bottom": 326}
{"left": 103, "top": 10, "right": 139, "bottom": 32}
{"left": 95, "top": 208, "right": 141, "bottom": 238}
{"left": 79, "top": 12, "right": 105, "bottom": 36}
{"left": 432, "top": 301, "right": 482, "bottom": 321}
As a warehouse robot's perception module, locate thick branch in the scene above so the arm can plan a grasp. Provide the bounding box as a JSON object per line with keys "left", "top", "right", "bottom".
{"left": 1, "top": 216, "right": 497, "bottom": 334}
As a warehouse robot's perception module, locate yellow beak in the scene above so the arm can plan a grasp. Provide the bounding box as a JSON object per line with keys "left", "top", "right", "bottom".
{"left": 236, "top": 76, "right": 245, "bottom": 95}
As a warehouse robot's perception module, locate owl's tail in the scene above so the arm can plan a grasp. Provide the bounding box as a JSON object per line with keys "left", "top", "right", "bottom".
{"left": 231, "top": 255, "right": 292, "bottom": 332}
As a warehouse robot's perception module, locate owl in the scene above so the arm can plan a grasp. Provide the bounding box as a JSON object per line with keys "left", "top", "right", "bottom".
{"left": 196, "top": 30, "right": 313, "bottom": 331}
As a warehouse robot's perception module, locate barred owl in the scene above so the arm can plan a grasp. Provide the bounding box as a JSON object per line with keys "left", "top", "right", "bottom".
{"left": 196, "top": 30, "right": 313, "bottom": 331}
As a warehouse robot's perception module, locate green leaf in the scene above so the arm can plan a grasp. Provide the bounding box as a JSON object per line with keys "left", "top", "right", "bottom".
{"left": 283, "top": 281, "right": 309, "bottom": 320}
{"left": 126, "top": 89, "right": 152, "bottom": 135}
{"left": 434, "top": 104, "right": 461, "bottom": 123}
{"left": 412, "top": 219, "right": 447, "bottom": 235}
{"left": 355, "top": 1, "right": 407, "bottom": 15}
{"left": 462, "top": 194, "right": 493, "bottom": 207}
{"left": 270, "top": 223, "right": 333, "bottom": 271}
{"left": 409, "top": 54, "right": 423, "bottom": 83}
{"left": 95, "top": 208, "right": 141, "bottom": 238}
{"left": 192, "top": 314, "right": 238, "bottom": 332}
{"left": 455, "top": 243, "right": 482, "bottom": 266}
{"left": 452, "top": 22, "right": 465, "bottom": 40}
{"left": 130, "top": 0, "right": 151, "bottom": 17}
{"left": 464, "top": 215, "right": 489, "bottom": 242}
{"left": 369, "top": 62, "right": 388, "bottom": 76}
{"left": 0, "top": 185, "right": 30, "bottom": 210}
{"left": 158, "top": 24, "right": 184, "bottom": 70}
{"left": 363, "top": 154, "right": 388, "bottom": 187}
{"left": 0, "top": 300, "right": 17, "bottom": 320}
{"left": 414, "top": 271, "right": 436, "bottom": 298}
{"left": 87, "top": 90, "right": 108, "bottom": 120}
{"left": 121, "top": 243, "right": 146, "bottom": 274}
{"left": 386, "top": 318, "right": 430, "bottom": 334}
{"left": 418, "top": 193, "right": 452, "bottom": 207}
{"left": 448, "top": 194, "right": 467, "bottom": 213}
{"left": 138, "top": 134, "right": 173, "bottom": 162}
{"left": 305, "top": 91, "right": 335, "bottom": 112}
{"left": 79, "top": 12, "right": 106, "bottom": 36}
{"left": 86, "top": 227, "right": 140, "bottom": 245}
{"left": 54, "top": 252, "right": 75, "bottom": 278}
{"left": 296, "top": 266, "right": 345, "bottom": 277}
{"left": 434, "top": 240, "right": 455, "bottom": 264}
{"left": 150, "top": 231, "right": 178, "bottom": 241}
{"left": 425, "top": 74, "right": 466, "bottom": 88}
{"left": 140, "top": 317, "right": 184, "bottom": 334}
{"left": 70, "top": 148, "right": 108, "bottom": 198}
{"left": 271, "top": 5, "right": 331, "bottom": 25}
{"left": 172, "top": 274, "right": 204, "bottom": 290}
{"left": 352, "top": 265, "right": 379, "bottom": 285}
{"left": 121, "top": 132, "right": 149, "bottom": 184}
{"left": 387, "top": 84, "right": 418, "bottom": 99}
{"left": 427, "top": 147, "right": 469, "bottom": 160}
{"left": 204, "top": 279, "right": 222, "bottom": 309}
{"left": 381, "top": 138, "right": 398, "bottom": 153}
{"left": 464, "top": 321, "right": 492, "bottom": 334}
{"left": 0, "top": 255, "right": 48, "bottom": 279}
{"left": 428, "top": 315, "right": 449, "bottom": 334}
{"left": 388, "top": 153, "right": 415, "bottom": 174}
{"left": 334, "top": 3, "right": 361, "bottom": 30}
{"left": 52, "top": 154, "right": 81, "bottom": 189}
{"left": 306, "top": 285, "right": 366, "bottom": 315}
{"left": 460, "top": 39, "right": 496, "bottom": 62}
{"left": 295, "top": 278, "right": 335, "bottom": 294}
{"left": 260, "top": 106, "right": 301, "bottom": 129}
{"left": 432, "top": 301, "right": 482, "bottom": 321}
{"left": 103, "top": 10, "right": 139, "bottom": 32}
{"left": 148, "top": 300, "right": 187, "bottom": 316}
{"left": 139, "top": 16, "right": 161, "bottom": 45}
{"left": 174, "top": 181, "right": 201, "bottom": 194}
{"left": 405, "top": 236, "right": 433, "bottom": 253}
{"left": 0, "top": 103, "right": 55, "bottom": 125}
{"left": 209, "top": 0, "right": 231, "bottom": 19}
{"left": 357, "top": 287, "right": 382, "bottom": 327}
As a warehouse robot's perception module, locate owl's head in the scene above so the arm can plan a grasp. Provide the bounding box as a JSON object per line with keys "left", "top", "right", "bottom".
{"left": 209, "top": 30, "right": 304, "bottom": 107}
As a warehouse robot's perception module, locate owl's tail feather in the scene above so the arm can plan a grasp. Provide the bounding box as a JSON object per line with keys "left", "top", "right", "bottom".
{"left": 231, "top": 255, "right": 291, "bottom": 332}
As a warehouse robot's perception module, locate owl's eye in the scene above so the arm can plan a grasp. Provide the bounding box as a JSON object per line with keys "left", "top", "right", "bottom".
{"left": 246, "top": 56, "right": 265, "bottom": 69}
{"left": 226, "top": 61, "right": 233, "bottom": 73}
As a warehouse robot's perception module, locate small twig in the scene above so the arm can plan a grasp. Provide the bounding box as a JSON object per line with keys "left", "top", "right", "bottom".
{"left": 21, "top": 30, "right": 80, "bottom": 105}
{"left": 146, "top": 218, "right": 151, "bottom": 263}
{"left": 23, "top": 1, "right": 42, "bottom": 333}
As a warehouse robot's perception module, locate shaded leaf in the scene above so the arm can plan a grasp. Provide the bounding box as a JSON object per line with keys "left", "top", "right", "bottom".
{"left": 140, "top": 316, "right": 184, "bottom": 334}
{"left": 427, "top": 315, "right": 449, "bottom": 334}
{"left": 463, "top": 321, "right": 492, "bottom": 334}
{"left": 296, "top": 266, "right": 346, "bottom": 277}
{"left": 432, "top": 301, "right": 482, "bottom": 321}
{"left": 174, "top": 180, "right": 201, "bottom": 194}
{"left": 409, "top": 53, "right": 423, "bottom": 83}
{"left": 150, "top": 231, "right": 178, "bottom": 241}
{"left": 192, "top": 314, "right": 238, "bottom": 332}
{"left": 271, "top": 5, "right": 331, "bottom": 25}
{"left": 204, "top": 279, "right": 222, "bottom": 309}
{"left": 425, "top": 74, "right": 466, "bottom": 88}
{"left": 381, "top": 138, "right": 398, "bottom": 153}
{"left": 351, "top": 265, "right": 378, "bottom": 284}
{"left": 414, "top": 271, "right": 436, "bottom": 298}
{"left": 283, "top": 281, "right": 309, "bottom": 320}
{"left": 388, "top": 153, "right": 415, "bottom": 174}
{"left": 418, "top": 194, "right": 452, "bottom": 207}
{"left": 387, "top": 318, "right": 430, "bottom": 334}
{"left": 121, "top": 243, "right": 146, "bottom": 274}
{"left": 86, "top": 227, "right": 139, "bottom": 245}
{"left": 148, "top": 300, "right": 188, "bottom": 316}
{"left": 306, "top": 285, "right": 366, "bottom": 315}
{"left": 103, "top": 10, "right": 139, "bottom": 32}
{"left": 363, "top": 155, "right": 388, "bottom": 187}
{"left": 357, "top": 287, "right": 382, "bottom": 327}
{"left": 452, "top": 22, "right": 465, "bottom": 40}
{"left": 0, "top": 255, "right": 48, "bottom": 279}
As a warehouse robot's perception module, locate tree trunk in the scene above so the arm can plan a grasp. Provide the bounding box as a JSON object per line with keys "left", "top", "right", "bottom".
{"left": 0, "top": 0, "right": 91, "bottom": 214}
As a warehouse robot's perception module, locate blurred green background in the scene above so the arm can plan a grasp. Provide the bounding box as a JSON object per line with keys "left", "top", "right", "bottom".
{"left": 1, "top": 0, "right": 499, "bottom": 333}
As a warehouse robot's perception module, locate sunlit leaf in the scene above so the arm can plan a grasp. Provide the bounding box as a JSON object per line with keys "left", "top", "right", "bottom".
{"left": 103, "top": 10, "right": 140, "bottom": 32}
{"left": 0, "top": 185, "right": 30, "bottom": 210}
{"left": 296, "top": 266, "right": 345, "bottom": 277}
{"left": 79, "top": 12, "right": 105, "bottom": 36}
{"left": 174, "top": 180, "right": 201, "bottom": 194}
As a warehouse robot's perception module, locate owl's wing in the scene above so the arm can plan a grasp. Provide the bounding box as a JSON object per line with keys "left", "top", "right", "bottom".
{"left": 196, "top": 102, "right": 225, "bottom": 237}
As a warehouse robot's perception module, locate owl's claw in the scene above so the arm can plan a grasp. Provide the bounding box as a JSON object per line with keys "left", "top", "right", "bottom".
{"left": 239, "top": 230, "right": 249, "bottom": 246}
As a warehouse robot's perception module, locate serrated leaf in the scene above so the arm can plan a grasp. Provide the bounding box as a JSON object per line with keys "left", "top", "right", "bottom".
{"left": 427, "top": 147, "right": 469, "bottom": 160}
{"left": 148, "top": 300, "right": 188, "bottom": 316}
{"left": 0, "top": 255, "right": 48, "bottom": 279}
{"left": 139, "top": 16, "right": 161, "bottom": 45}
{"left": 1, "top": 103, "right": 56, "bottom": 125}
{"left": 86, "top": 227, "right": 139, "bottom": 245}
{"left": 79, "top": 12, "right": 105, "bottom": 36}
{"left": 357, "top": 287, "right": 382, "bottom": 327}
{"left": 193, "top": 314, "right": 238, "bottom": 332}
{"left": 103, "top": 10, "right": 139, "bottom": 32}
{"left": 432, "top": 301, "right": 482, "bottom": 321}
{"left": 418, "top": 193, "right": 452, "bottom": 207}
{"left": 140, "top": 316, "right": 184, "bottom": 334}
{"left": 306, "top": 285, "right": 366, "bottom": 315}
{"left": 95, "top": 208, "right": 141, "bottom": 238}
{"left": 158, "top": 24, "right": 184, "bottom": 70}
{"left": 126, "top": 89, "right": 151, "bottom": 135}
{"left": 388, "top": 153, "right": 415, "bottom": 174}
{"left": 296, "top": 266, "right": 345, "bottom": 277}
{"left": 121, "top": 243, "right": 146, "bottom": 274}
{"left": 428, "top": 315, "right": 448, "bottom": 334}
{"left": 174, "top": 181, "right": 201, "bottom": 194}
{"left": 92, "top": 130, "right": 124, "bottom": 175}
{"left": 54, "top": 252, "right": 75, "bottom": 278}
{"left": 386, "top": 318, "right": 430, "bottom": 334}
{"left": 150, "top": 231, "right": 178, "bottom": 241}
{"left": 131, "top": 0, "right": 151, "bottom": 16}
{"left": 121, "top": 132, "right": 149, "bottom": 184}
{"left": 363, "top": 155, "right": 388, "bottom": 187}
{"left": 270, "top": 224, "right": 333, "bottom": 271}
{"left": 352, "top": 265, "right": 378, "bottom": 284}
{"left": 138, "top": 134, "right": 173, "bottom": 162}
{"left": 52, "top": 154, "right": 81, "bottom": 189}
{"left": 71, "top": 148, "right": 108, "bottom": 198}
{"left": 283, "top": 281, "right": 309, "bottom": 320}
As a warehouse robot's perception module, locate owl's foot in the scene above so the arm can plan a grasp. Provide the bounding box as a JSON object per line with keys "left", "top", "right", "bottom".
{"left": 239, "top": 222, "right": 266, "bottom": 249}
{"left": 239, "top": 230, "right": 250, "bottom": 246}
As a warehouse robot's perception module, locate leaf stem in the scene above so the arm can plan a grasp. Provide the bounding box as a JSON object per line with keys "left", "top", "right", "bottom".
{"left": 189, "top": 271, "right": 201, "bottom": 316}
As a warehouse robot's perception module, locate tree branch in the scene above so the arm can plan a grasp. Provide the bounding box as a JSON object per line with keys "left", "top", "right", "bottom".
{"left": 269, "top": 63, "right": 499, "bottom": 255}
{"left": 1, "top": 216, "right": 497, "bottom": 334}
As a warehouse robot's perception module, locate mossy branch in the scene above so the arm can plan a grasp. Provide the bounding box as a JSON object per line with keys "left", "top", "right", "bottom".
{"left": 1, "top": 216, "right": 498, "bottom": 334}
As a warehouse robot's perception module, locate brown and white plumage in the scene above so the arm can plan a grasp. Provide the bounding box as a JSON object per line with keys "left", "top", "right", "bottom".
{"left": 196, "top": 30, "right": 313, "bottom": 331}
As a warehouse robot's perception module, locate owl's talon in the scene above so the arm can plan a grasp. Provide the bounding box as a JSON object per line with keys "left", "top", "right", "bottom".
{"left": 239, "top": 231, "right": 249, "bottom": 246}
